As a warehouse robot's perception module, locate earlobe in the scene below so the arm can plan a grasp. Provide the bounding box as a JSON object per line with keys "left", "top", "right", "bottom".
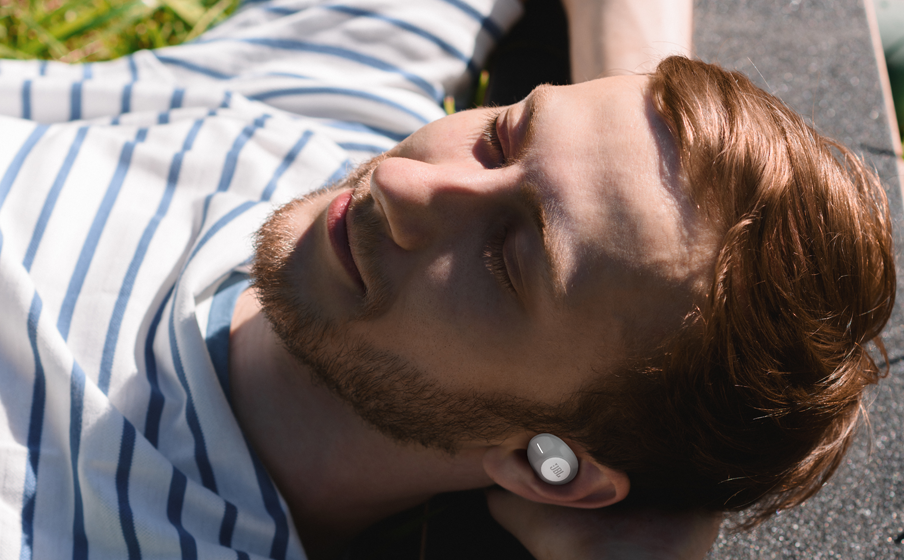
{"left": 483, "top": 437, "right": 629, "bottom": 509}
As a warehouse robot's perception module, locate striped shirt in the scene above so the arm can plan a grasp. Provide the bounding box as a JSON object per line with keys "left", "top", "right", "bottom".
{"left": 0, "top": 1, "right": 522, "bottom": 558}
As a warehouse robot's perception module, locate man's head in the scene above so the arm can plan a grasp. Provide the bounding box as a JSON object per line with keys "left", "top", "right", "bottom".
{"left": 252, "top": 70, "right": 711, "bottom": 442}
{"left": 251, "top": 57, "right": 895, "bottom": 523}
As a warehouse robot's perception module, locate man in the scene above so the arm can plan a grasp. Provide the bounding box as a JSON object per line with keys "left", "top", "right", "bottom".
{"left": 0, "top": 1, "right": 893, "bottom": 560}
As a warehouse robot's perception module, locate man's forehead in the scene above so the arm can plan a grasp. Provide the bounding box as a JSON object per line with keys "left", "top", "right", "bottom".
{"left": 519, "top": 75, "right": 706, "bottom": 306}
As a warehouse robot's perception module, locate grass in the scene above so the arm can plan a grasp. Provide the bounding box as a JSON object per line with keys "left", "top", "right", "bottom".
{"left": 0, "top": 0, "right": 241, "bottom": 63}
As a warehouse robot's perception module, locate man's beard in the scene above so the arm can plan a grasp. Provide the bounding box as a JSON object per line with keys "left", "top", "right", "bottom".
{"left": 250, "top": 156, "right": 546, "bottom": 454}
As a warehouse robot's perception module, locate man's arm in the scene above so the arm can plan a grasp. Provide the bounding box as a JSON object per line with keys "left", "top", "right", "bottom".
{"left": 562, "top": 0, "right": 693, "bottom": 82}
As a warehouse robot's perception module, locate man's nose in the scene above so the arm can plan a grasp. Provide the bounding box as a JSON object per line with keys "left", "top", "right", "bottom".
{"left": 368, "top": 157, "right": 501, "bottom": 251}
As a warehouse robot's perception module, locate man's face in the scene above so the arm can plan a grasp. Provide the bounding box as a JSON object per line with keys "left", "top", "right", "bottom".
{"left": 252, "top": 75, "right": 714, "bottom": 451}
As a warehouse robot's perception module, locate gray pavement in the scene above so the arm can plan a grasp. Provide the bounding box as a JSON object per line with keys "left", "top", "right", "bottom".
{"left": 695, "top": 1, "right": 904, "bottom": 558}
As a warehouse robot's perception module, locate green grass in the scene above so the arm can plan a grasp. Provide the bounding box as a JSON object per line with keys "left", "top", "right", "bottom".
{"left": 0, "top": 0, "right": 241, "bottom": 63}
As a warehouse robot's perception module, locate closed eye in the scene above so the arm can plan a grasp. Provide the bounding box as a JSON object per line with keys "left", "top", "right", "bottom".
{"left": 482, "top": 109, "right": 506, "bottom": 167}
{"left": 483, "top": 226, "right": 515, "bottom": 293}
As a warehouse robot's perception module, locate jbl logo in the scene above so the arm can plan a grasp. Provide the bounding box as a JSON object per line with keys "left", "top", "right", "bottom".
{"left": 550, "top": 462, "right": 564, "bottom": 478}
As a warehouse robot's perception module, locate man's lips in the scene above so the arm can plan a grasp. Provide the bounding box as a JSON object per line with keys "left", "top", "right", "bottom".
{"left": 327, "top": 190, "right": 366, "bottom": 292}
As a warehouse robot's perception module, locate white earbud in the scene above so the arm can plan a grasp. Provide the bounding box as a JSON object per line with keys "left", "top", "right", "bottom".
{"left": 527, "top": 433, "right": 579, "bottom": 485}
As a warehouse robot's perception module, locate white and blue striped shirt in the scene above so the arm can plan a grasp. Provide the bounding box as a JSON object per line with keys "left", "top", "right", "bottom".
{"left": 0, "top": 1, "right": 522, "bottom": 558}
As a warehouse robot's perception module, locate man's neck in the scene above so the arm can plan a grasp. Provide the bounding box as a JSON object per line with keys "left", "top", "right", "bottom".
{"left": 229, "top": 288, "right": 492, "bottom": 559}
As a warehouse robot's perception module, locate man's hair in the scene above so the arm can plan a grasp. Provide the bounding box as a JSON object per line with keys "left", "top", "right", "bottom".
{"left": 548, "top": 56, "right": 896, "bottom": 525}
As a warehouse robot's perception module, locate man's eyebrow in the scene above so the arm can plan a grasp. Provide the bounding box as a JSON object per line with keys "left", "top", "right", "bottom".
{"left": 512, "top": 86, "right": 567, "bottom": 298}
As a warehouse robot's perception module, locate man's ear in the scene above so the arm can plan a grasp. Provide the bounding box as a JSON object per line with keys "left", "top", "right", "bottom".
{"left": 482, "top": 436, "right": 629, "bottom": 509}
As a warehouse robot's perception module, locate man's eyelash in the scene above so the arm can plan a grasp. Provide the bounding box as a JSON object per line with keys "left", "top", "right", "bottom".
{"left": 483, "top": 226, "right": 515, "bottom": 293}
{"left": 482, "top": 109, "right": 505, "bottom": 162}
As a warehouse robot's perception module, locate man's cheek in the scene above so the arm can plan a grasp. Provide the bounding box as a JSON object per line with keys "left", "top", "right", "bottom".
{"left": 357, "top": 289, "right": 527, "bottom": 385}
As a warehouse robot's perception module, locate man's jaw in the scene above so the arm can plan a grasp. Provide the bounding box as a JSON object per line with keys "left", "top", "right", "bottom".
{"left": 250, "top": 162, "right": 549, "bottom": 457}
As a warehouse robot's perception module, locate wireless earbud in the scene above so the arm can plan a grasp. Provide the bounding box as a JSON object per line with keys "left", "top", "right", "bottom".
{"left": 527, "top": 433, "right": 579, "bottom": 485}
